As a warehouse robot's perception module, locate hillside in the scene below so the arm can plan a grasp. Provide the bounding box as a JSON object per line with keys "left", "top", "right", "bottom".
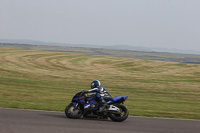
{"left": 1, "top": 43, "right": 200, "bottom": 64}
{"left": 0, "top": 47, "right": 200, "bottom": 119}
{"left": 1, "top": 39, "right": 200, "bottom": 55}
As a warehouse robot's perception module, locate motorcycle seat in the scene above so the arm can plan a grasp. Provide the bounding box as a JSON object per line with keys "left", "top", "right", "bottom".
{"left": 104, "top": 97, "right": 113, "bottom": 101}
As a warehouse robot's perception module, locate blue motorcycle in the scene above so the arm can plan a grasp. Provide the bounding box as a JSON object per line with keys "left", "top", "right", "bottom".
{"left": 65, "top": 91, "right": 129, "bottom": 122}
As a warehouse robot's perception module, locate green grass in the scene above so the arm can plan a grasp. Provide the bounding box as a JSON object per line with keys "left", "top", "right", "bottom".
{"left": 0, "top": 47, "right": 200, "bottom": 119}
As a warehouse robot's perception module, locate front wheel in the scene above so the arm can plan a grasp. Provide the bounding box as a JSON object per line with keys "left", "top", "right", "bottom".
{"left": 109, "top": 105, "right": 129, "bottom": 122}
{"left": 65, "top": 103, "right": 83, "bottom": 119}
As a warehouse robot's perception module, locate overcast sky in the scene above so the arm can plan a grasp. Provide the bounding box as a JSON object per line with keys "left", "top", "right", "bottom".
{"left": 0, "top": 0, "right": 200, "bottom": 50}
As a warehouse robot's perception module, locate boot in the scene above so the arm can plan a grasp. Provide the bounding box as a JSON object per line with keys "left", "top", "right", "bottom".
{"left": 99, "top": 99, "right": 109, "bottom": 112}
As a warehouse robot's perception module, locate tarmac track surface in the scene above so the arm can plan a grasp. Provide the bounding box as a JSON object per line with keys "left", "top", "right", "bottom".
{"left": 0, "top": 108, "right": 200, "bottom": 133}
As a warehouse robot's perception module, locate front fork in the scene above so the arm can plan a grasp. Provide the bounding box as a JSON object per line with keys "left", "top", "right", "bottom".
{"left": 72, "top": 102, "right": 79, "bottom": 110}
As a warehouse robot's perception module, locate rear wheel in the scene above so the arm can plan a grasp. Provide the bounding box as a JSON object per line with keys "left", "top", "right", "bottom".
{"left": 65, "top": 103, "right": 83, "bottom": 119}
{"left": 109, "top": 105, "right": 129, "bottom": 122}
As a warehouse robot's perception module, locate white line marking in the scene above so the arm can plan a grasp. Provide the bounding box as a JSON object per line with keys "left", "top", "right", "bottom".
{"left": 1, "top": 107, "right": 200, "bottom": 122}
{"left": 129, "top": 116, "right": 200, "bottom": 122}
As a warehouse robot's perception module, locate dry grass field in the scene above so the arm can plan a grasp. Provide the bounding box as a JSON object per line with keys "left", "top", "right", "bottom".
{"left": 0, "top": 47, "right": 200, "bottom": 119}
{"left": 1, "top": 43, "right": 200, "bottom": 64}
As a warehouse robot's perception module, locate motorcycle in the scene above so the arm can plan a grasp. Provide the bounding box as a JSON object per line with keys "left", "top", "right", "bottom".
{"left": 65, "top": 91, "right": 129, "bottom": 122}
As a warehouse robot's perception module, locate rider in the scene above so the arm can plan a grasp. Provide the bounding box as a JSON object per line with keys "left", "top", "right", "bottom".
{"left": 82, "top": 80, "right": 112, "bottom": 111}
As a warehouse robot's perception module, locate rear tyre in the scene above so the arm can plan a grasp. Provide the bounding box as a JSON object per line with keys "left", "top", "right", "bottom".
{"left": 109, "top": 105, "right": 129, "bottom": 122}
{"left": 65, "top": 103, "right": 83, "bottom": 119}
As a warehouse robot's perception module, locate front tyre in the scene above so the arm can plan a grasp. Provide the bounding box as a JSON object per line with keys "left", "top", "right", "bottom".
{"left": 65, "top": 103, "right": 83, "bottom": 119}
{"left": 109, "top": 105, "right": 129, "bottom": 122}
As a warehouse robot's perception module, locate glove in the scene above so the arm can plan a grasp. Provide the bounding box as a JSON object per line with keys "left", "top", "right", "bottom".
{"left": 81, "top": 90, "right": 88, "bottom": 94}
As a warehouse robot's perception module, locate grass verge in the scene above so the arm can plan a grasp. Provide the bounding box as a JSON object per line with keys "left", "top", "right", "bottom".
{"left": 0, "top": 47, "right": 200, "bottom": 119}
